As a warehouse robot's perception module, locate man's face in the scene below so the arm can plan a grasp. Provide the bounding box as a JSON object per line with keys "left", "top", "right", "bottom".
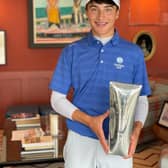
{"left": 86, "top": 2, "right": 119, "bottom": 38}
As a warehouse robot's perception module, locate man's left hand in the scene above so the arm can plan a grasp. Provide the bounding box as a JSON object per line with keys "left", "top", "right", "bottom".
{"left": 124, "top": 121, "right": 143, "bottom": 159}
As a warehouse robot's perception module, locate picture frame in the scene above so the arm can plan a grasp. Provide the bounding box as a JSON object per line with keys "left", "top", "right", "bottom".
{"left": 133, "top": 31, "right": 156, "bottom": 61}
{"left": 158, "top": 101, "right": 168, "bottom": 128}
{"left": 28, "top": 0, "right": 90, "bottom": 48}
{"left": 0, "top": 30, "right": 6, "bottom": 65}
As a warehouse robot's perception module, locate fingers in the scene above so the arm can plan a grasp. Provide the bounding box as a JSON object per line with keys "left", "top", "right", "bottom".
{"left": 124, "top": 147, "right": 134, "bottom": 159}
{"left": 90, "top": 110, "right": 110, "bottom": 154}
{"left": 99, "top": 133, "right": 109, "bottom": 153}
{"left": 125, "top": 135, "right": 136, "bottom": 159}
{"left": 99, "top": 110, "right": 110, "bottom": 153}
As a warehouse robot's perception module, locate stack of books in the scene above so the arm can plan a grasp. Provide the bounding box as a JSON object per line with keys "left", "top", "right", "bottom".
{"left": 11, "top": 128, "right": 55, "bottom": 160}
{"left": 21, "top": 149, "right": 55, "bottom": 160}
{"left": 21, "top": 135, "right": 55, "bottom": 160}
{"left": 11, "top": 113, "right": 41, "bottom": 129}
{"left": 22, "top": 135, "right": 54, "bottom": 150}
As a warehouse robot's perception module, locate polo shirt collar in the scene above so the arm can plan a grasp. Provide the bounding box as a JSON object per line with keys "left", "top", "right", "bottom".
{"left": 87, "top": 29, "right": 120, "bottom": 46}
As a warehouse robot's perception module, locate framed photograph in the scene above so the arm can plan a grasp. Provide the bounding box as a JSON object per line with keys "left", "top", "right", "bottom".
{"left": 133, "top": 31, "right": 156, "bottom": 61}
{"left": 0, "top": 30, "right": 6, "bottom": 65}
{"left": 158, "top": 101, "right": 168, "bottom": 128}
{"left": 28, "top": 0, "right": 90, "bottom": 48}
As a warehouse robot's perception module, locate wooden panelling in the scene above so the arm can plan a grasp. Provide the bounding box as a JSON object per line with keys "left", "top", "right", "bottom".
{"left": 23, "top": 77, "right": 51, "bottom": 103}
{"left": 0, "top": 71, "right": 53, "bottom": 128}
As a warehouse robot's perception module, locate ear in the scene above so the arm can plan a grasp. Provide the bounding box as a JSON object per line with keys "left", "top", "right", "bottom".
{"left": 115, "top": 10, "right": 119, "bottom": 20}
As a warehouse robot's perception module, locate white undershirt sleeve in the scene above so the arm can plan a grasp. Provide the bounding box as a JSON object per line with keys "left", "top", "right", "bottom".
{"left": 50, "top": 91, "right": 78, "bottom": 120}
{"left": 134, "top": 96, "right": 149, "bottom": 126}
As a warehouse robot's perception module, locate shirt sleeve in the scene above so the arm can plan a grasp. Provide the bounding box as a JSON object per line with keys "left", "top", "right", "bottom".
{"left": 133, "top": 48, "right": 151, "bottom": 96}
{"left": 49, "top": 46, "right": 73, "bottom": 94}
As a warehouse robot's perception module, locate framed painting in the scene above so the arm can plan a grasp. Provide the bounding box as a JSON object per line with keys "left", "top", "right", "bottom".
{"left": 28, "top": 0, "right": 90, "bottom": 48}
{"left": 158, "top": 101, "right": 168, "bottom": 128}
{"left": 0, "top": 30, "right": 6, "bottom": 65}
{"left": 133, "top": 31, "right": 156, "bottom": 61}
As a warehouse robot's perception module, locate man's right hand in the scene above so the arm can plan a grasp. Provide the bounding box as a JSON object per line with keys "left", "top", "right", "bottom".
{"left": 72, "top": 109, "right": 110, "bottom": 153}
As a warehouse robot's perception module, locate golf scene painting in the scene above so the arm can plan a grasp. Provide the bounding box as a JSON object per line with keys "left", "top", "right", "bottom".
{"left": 29, "top": 0, "right": 90, "bottom": 47}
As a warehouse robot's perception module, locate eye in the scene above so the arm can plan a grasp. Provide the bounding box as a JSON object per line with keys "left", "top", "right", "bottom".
{"left": 104, "top": 7, "right": 114, "bottom": 13}
{"left": 89, "top": 6, "right": 98, "bottom": 13}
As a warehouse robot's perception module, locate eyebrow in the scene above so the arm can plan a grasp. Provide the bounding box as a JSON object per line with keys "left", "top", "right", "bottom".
{"left": 88, "top": 4, "right": 115, "bottom": 8}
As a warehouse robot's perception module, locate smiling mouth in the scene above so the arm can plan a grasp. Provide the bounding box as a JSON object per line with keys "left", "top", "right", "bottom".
{"left": 95, "top": 21, "right": 108, "bottom": 27}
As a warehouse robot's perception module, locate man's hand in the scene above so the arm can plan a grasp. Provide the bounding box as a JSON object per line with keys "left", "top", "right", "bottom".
{"left": 72, "top": 109, "right": 110, "bottom": 153}
{"left": 125, "top": 121, "right": 143, "bottom": 159}
{"left": 88, "top": 111, "right": 110, "bottom": 153}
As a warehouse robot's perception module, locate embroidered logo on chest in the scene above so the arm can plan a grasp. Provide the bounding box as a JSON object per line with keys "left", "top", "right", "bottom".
{"left": 114, "top": 57, "right": 125, "bottom": 69}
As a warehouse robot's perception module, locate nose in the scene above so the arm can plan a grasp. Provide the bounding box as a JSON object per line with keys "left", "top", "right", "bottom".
{"left": 97, "top": 10, "right": 105, "bottom": 19}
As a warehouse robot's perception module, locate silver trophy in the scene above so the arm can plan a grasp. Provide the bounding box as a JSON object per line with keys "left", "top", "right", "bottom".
{"left": 108, "top": 81, "right": 142, "bottom": 156}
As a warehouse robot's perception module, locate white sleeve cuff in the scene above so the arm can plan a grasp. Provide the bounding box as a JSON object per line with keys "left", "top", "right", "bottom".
{"left": 134, "top": 96, "right": 149, "bottom": 126}
{"left": 50, "top": 91, "right": 78, "bottom": 120}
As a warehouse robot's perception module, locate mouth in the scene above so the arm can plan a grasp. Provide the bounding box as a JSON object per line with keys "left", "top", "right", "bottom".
{"left": 95, "top": 21, "right": 108, "bottom": 27}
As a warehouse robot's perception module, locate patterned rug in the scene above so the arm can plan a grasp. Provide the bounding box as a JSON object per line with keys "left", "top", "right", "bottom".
{"left": 133, "top": 141, "right": 167, "bottom": 168}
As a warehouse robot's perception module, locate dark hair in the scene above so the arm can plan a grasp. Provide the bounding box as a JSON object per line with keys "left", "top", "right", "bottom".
{"left": 86, "top": 0, "right": 119, "bottom": 10}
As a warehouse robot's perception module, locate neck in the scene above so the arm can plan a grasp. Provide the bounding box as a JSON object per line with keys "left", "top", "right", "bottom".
{"left": 94, "top": 36, "right": 113, "bottom": 45}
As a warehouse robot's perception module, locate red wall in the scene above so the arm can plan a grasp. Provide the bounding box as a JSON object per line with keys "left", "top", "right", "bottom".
{"left": 0, "top": 0, "right": 168, "bottom": 76}
{"left": 116, "top": 0, "right": 168, "bottom": 78}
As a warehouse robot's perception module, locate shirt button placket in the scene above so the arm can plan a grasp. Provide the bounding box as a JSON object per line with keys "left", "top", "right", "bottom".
{"left": 100, "top": 48, "right": 104, "bottom": 64}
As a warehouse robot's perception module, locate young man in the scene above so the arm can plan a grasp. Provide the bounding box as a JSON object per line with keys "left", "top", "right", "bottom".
{"left": 49, "top": 0, "right": 151, "bottom": 167}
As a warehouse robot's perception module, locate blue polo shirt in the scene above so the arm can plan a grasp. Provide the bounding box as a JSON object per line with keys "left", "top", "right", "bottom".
{"left": 49, "top": 31, "right": 151, "bottom": 139}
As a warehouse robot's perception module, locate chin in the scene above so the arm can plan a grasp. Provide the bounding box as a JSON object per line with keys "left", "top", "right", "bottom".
{"left": 94, "top": 30, "right": 110, "bottom": 37}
